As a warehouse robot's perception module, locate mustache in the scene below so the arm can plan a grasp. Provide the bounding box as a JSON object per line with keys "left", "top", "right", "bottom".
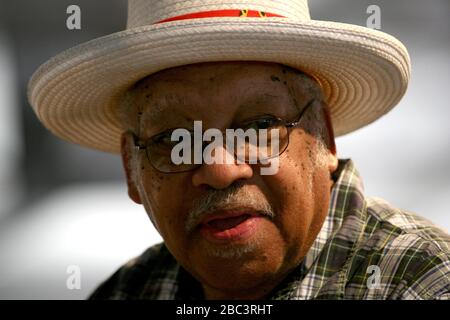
{"left": 186, "top": 181, "right": 275, "bottom": 233}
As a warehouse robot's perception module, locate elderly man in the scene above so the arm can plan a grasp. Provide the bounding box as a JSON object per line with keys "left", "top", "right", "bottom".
{"left": 28, "top": 0, "right": 450, "bottom": 299}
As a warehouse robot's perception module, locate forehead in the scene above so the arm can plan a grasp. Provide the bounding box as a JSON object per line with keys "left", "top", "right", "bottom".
{"left": 139, "top": 61, "right": 286, "bottom": 84}
{"left": 135, "top": 62, "right": 288, "bottom": 97}
{"left": 130, "top": 62, "right": 314, "bottom": 128}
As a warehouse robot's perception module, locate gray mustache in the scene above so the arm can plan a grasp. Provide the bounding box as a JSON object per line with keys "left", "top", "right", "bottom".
{"left": 186, "top": 181, "right": 275, "bottom": 233}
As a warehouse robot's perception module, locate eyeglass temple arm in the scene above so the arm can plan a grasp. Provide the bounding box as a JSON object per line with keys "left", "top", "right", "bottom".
{"left": 133, "top": 133, "right": 146, "bottom": 150}
{"left": 285, "top": 98, "right": 315, "bottom": 128}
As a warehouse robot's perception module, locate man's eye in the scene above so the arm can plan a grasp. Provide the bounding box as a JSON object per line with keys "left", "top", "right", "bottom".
{"left": 154, "top": 132, "right": 177, "bottom": 148}
{"left": 244, "top": 117, "right": 279, "bottom": 131}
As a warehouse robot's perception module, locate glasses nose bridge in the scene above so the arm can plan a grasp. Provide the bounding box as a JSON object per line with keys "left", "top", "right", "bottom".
{"left": 205, "top": 126, "right": 289, "bottom": 163}
{"left": 142, "top": 120, "right": 294, "bottom": 174}
{"left": 202, "top": 136, "right": 236, "bottom": 165}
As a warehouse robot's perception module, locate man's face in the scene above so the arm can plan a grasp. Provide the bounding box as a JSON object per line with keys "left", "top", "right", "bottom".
{"left": 121, "top": 62, "right": 338, "bottom": 299}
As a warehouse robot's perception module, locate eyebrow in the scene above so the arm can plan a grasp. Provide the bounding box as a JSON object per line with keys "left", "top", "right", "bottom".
{"left": 252, "top": 93, "right": 282, "bottom": 104}
{"left": 145, "top": 92, "right": 282, "bottom": 119}
{"left": 237, "top": 92, "right": 294, "bottom": 114}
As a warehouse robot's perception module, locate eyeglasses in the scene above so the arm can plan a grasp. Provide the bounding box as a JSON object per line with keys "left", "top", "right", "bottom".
{"left": 134, "top": 99, "right": 315, "bottom": 173}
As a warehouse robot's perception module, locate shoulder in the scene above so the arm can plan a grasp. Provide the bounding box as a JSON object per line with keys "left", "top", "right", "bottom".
{"left": 350, "top": 198, "right": 450, "bottom": 299}
{"left": 88, "top": 243, "right": 179, "bottom": 300}
{"left": 365, "top": 197, "right": 450, "bottom": 255}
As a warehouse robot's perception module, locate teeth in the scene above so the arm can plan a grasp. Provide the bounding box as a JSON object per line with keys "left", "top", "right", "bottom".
{"left": 208, "top": 214, "right": 251, "bottom": 231}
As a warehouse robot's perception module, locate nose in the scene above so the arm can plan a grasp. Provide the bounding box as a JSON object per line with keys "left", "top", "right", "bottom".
{"left": 191, "top": 147, "right": 253, "bottom": 189}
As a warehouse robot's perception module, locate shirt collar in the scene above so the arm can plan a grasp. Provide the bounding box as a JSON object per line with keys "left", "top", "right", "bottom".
{"left": 303, "top": 158, "right": 366, "bottom": 270}
{"left": 271, "top": 158, "right": 368, "bottom": 299}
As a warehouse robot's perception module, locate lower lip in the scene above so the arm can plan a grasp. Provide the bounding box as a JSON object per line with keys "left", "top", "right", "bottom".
{"left": 199, "top": 215, "right": 264, "bottom": 244}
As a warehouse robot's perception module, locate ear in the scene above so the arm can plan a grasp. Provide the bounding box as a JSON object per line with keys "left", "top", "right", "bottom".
{"left": 326, "top": 148, "right": 339, "bottom": 175}
{"left": 320, "top": 103, "right": 338, "bottom": 174}
{"left": 120, "top": 131, "right": 142, "bottom": 204}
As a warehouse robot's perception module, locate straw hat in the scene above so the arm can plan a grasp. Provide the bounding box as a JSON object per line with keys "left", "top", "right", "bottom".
{"left": 28, "top": 0, "right": 411, "bottom": 153}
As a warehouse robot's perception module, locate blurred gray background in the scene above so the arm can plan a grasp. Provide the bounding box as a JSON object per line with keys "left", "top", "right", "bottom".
{"left": 0, "top": 0, "right": 449, "bottom": 299}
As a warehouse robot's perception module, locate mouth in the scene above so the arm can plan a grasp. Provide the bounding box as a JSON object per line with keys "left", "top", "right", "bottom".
{"left": 198, "top": 210, "right": 267, "bottom": 244}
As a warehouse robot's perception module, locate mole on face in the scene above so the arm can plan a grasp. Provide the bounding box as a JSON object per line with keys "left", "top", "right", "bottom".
{"left": 270, "top": 75, "right": 281, "bottom": 82}
{"left": 307, "top": 147, "right": 315, "bottom": 165}
{"left": 148, "top": 173, "right": 163, "bottom": 193}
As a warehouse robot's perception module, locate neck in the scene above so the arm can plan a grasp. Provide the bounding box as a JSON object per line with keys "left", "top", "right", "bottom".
{"left": 203, "top": 286, "right": 271, "bottom": 300}
{"left": 201, "top": 270, "right": 293, "bottom": 300}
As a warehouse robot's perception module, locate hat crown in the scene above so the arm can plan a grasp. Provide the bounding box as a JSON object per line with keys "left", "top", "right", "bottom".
{"left": 127, "top": 0, "right": 311, "bottom": 28}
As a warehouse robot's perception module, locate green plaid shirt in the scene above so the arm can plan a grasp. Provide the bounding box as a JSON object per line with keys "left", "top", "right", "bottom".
{"left": 89, "top": 159, "right": 450, "bottom": 300}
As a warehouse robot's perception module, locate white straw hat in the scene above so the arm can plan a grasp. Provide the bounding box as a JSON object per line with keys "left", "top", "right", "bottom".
{"left": 28, "top": 0, "right": 411, "bottom": 153}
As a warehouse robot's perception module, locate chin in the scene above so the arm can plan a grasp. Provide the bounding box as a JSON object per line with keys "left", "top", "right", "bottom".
{"left": 186, "top": 231, "right": 288, "bottom": 294}
{"left": 195, "top": 255, "right": 285, "bottom": 295}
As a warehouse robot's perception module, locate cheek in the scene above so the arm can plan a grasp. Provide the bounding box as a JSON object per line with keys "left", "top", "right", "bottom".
{"left": 138, "top": 168, "right": 189, "bottom": 246}
{"left": 264, "top": 132, "right": 328, "bottom": 257}
{"left": 272, "top": 132, "right": 313, "bottom": 199}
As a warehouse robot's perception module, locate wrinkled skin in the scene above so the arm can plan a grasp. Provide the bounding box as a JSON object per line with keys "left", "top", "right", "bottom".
{"left": 120, "top": 62, "right": 338, "bottom": 299}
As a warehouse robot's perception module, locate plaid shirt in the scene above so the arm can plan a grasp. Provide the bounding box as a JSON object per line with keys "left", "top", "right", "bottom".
{"left": 89, "top": 159, "right": 450, "bottom": 300}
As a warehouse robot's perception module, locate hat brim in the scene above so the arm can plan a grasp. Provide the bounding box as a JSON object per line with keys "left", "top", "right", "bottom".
{"left": 28, "top": 17, "right": 410, "bottom": 153}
